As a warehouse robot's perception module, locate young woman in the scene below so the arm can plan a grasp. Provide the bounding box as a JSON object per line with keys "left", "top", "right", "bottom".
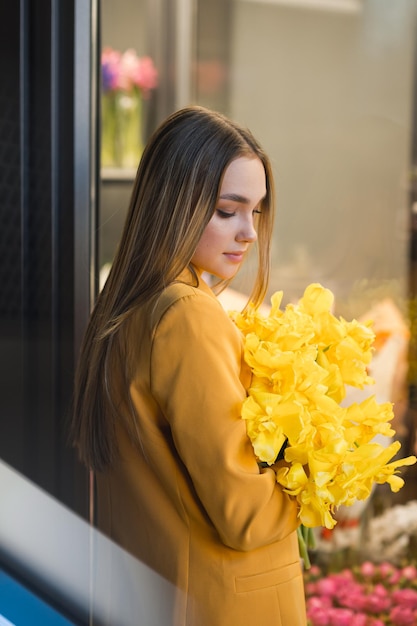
{"left": 72, "top": 106, "right": 306, "bottom": 625}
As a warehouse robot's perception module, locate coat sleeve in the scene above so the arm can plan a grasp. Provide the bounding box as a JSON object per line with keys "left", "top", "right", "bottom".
{"left": 150, "top": 288, "right": 299, "bottom": 552}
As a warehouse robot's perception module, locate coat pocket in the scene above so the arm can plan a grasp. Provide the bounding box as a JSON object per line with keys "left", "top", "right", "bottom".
{"left": 235, "top": 561, "right": 301, "bottom": 593}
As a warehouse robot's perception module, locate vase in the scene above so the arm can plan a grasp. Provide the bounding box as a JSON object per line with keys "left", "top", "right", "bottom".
{"left": 114, "top": 90, "right": 144, "bottom": 168}
{"left": 101, "top": 90, "right": 144, "bottom": 169}
{"left": 101, "top": 92, "right": 117, "bottom": 167}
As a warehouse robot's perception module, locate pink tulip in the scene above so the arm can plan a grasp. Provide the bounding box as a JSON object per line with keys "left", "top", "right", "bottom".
{"left": 363, "top": 588, "right": 391, "bottom": 614}
{"left": 349, "top": 614, "right": 368, "bottom": 626}
{"left": 389, "top": 569, "right": 402, "bottom": 585}
{"left": 392, "top": 588, "right": 417, "bottom": 610}
{"left": 378, "top": 561, "right": 395, "bottom": 579}
{"left": 307, "top": 605, "right": 331, "bottom": 626}
{"left": 389, "top": 605, "right": 417, "bottom": 626}
{"left": 316, "top": 577, "right": 338, "bottom": 596}
{"left": 373, "top": 583, "right": 390, "bottom": 599}
{"left": 134, "top": 56, "right": 159, "bottom": 97}
{"left": 401, "top": 565, "right": 417, "bottom": 581}
{"left": 304, "top": 559, "right": 417, "bottom": 624}
{"left": 339, "top": 568, "right": 355, "bottom": 582}
{"left": 360, "top": 561, "right": 376, "bottom": 578}
{"left": 309, "top": 565, "right": 322, "bottom": 578}
{"left": 307, "top": 596, "right": 332, "bottom": 610}
{"left": 336, "top": 584, "right": 366, "bottom": 611}
{"left": 101, "top": 47, "right": 158, "bottom": 97}
{"left": 117, "top": 49, "right": 141, "bottom": 91}
{"left": 328, "top": 607, "right": 354, "bottom": 626}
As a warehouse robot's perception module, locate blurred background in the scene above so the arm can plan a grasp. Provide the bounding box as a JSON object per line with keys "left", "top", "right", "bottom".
{"left": 101, "top": 0, "right": 414, "bottom": 312}
{"left": 100, "top": 0, "right": 417, "bottom": 514}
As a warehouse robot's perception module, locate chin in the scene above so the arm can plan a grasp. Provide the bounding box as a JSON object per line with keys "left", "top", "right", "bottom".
{"left": 215, "top": 270, "right": 238, "bottom": 281}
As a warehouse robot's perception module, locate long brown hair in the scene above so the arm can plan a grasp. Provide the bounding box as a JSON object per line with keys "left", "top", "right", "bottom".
{"left": 72, "top": 106, "right": 275, "bottom": 470}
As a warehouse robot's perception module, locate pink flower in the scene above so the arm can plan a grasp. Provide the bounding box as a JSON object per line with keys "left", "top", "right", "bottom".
{"left": 307, "top": 604, "right": 331, "bottom": 626}
{"left": 339, "top": 568, "right": 355, "bottom": 582}
{"left": 378, "top": 561, "right": 395, "bottom": 579}
{"left": 117, "top": 49, "right": 141, "bottom": 91}
{"left": 101, "top": 47, "right": 158, "bottom": 97}
{"left": 134, "top": 56, "right": 158, "bottom": 97}
{"left": 392, "top": 588, "right": 417, "bottom": 610}
{"left": 349, "top": 614, "right": 368, "bottom": 626}
{"left": 401, "top": 565, "right": 417, "bottom": 582}
{"left": 389, "top": 569, "right": 403, "bottom": 585}
{"left": 307, "top": 595, "right": 333, "bottom": 625}
{"left": 328, "top": 607, "right": 354, "bottom": 626}
{"left": 336, "top": 582, "right": 366, "bottom": 610}
{"left": 307, "top": 596, "right": 332, "bottom": 611}
{"left": 389, "top": 605, "right": 417, "bottom": 626}
{"left": 363, "top": 585, "right": 391, "bottom": 614}
{"left": 303, "top": 560, "right": 417, "bottom": 625}
{"left": 316, "top": 577, "right": 338, "bottom": 596}
{"left": 360, "top": 561, "right": 376, "bottom": 578}
{"left": 309, "top": 565, "right": 322, "bottom": 578}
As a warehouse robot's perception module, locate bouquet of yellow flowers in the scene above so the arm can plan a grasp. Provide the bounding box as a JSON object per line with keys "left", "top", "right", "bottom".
{"left": 232, "top": 284, "right": 416, "bottom": 564}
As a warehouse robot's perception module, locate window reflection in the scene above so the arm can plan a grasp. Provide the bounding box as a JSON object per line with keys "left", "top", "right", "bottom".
{"left": 100, "top": 1, "right": 417, "bottom": 500}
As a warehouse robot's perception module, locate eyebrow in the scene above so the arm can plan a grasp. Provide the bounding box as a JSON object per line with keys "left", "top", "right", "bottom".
{"left": 219, "top": 192, "right": 249, "bottom": 203}
{"left": 219, "top": 192, "right": 266, "bottom": 204}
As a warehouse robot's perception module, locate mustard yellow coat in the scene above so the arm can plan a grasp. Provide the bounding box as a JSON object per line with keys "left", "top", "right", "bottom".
{"left": 96, "top": 273, "right": 307, "bottom": 626}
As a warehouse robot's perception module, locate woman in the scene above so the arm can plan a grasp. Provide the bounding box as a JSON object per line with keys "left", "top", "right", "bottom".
{"left": 72, "top": 106, "right": 306, "bottom": 625}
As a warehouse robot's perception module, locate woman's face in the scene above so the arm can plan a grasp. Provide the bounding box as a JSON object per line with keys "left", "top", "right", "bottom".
{"left": 191, "top": 156, "right": 267, "bottom": 280}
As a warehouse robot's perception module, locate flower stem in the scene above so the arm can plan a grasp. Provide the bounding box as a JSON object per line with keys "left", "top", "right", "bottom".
{"left": 297, "top": 524, "right": 315, "bottom": 569}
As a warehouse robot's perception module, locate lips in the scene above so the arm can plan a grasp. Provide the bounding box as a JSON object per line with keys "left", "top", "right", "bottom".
{"left": 224, "top": 251, "right": 246, "bottom": 263}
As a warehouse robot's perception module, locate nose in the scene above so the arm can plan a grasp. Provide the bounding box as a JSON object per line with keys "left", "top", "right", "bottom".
{"left": 236, "top": 215, "right": 258, "bottom": 243}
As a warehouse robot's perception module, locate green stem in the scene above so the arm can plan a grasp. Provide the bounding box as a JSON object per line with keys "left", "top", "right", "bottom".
{"left": 297, "top": 525, "right": 315, "bottom": 569}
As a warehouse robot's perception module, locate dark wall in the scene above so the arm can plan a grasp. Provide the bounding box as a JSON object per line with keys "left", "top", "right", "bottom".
{"left": 0, "top": 0, "right": 90, "bottom": 518}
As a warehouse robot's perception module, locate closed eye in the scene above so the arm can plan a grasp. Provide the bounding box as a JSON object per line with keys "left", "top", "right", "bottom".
{"left": 216, "top": 209, "right": 236, "bottom": 218}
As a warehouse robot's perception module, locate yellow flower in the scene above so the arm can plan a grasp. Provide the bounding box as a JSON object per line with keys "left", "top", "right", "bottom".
{"left": 232, "top": 283, "right": 417, "bottom": 531}
{"left": 276, "top": 462, "right": 308, "bottom": 495}
{"left": 298, "top": 283, "right": 335, "bottom": 315}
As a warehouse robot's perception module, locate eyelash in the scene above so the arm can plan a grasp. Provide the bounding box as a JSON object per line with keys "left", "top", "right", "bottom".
{"left": 216, "top": 209, "right": 262, "bottom": 219}
{"left": 217, "top": 210, "right": 235, "bottom": 218}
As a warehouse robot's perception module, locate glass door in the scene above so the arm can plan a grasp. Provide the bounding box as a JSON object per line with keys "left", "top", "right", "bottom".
{"left": 99, "top": 0, "right": 417, "bottom": 489}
